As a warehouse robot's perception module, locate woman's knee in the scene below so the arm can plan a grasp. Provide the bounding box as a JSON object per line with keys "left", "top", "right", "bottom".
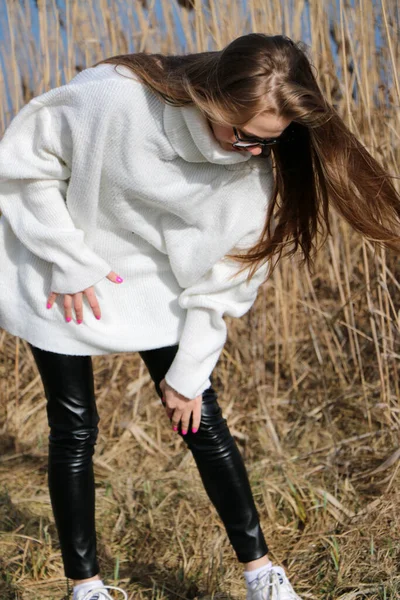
{"left": 46, "top": 395, "right": 100, "bottom": 432}
{"left": 49, "top": 424, "right": 99, "bottom": 444}
{"left": 48, "top": 425, "right": 99, "bottom": 464}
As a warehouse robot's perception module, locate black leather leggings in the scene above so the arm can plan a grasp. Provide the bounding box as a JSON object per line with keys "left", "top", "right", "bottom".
{"left": 28, "top": 342, "right": 268, "bottom": 580}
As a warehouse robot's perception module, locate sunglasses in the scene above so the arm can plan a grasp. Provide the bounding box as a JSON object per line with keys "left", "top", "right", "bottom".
{"left": 232, "top": 124, "right": 297, "bottom": 149}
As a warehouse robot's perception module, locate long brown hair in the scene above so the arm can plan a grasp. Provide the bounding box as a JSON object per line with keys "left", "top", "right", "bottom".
{"left": 94, "top": 33, "right": 400, "bottom": 283}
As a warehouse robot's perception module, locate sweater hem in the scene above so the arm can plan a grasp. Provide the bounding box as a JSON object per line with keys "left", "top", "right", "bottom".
{"left": 0, "top": 315, "right": 183, "bottom": 356}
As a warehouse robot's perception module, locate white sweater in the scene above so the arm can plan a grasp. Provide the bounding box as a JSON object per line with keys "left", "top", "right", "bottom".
{"left": 0, "top": 63, "right": 274, "bottom": 399}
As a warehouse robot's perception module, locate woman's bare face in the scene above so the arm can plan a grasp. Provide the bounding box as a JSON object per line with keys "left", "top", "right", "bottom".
{"left": 208, "top": 112, "right": 292, "bottom": 156}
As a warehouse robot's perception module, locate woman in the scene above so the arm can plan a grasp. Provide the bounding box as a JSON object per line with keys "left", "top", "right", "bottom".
{"left": 0, "top": 33, "right": 398, "bottom": 600}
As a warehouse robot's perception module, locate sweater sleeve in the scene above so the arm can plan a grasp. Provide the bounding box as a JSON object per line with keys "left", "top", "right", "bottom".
{"left": 0, "top": 98, "right": 112, "bottom": 294}
{"left": 164, "top": 242, "right": 270, "bottom": 400}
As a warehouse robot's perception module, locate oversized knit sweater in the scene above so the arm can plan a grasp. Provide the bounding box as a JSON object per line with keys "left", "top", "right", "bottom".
{"left": 0, "top": 63, "right": 274, "bottom": 400}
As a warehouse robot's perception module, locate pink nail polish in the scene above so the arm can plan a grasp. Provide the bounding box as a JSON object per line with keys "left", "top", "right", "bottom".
{"left": 77, "top": 319, "right": 82, "bottom": 324}
{"left": 173, "top": 426, "right": 178, "bottom": 431}
{"left": 192, "top": 428, "right": 198, "bottom": 434}
{"left": 46, "top": 302, "right": 52, "bottom": 309}
{"left": 95, "top": 315, "right": 101, "bottom": 320}
{"left": 182, "top": 430, "right": 187, "bottom": 435}
{"left": 66, "top": 316, "right": 71, "bottom": 322}
{"left": 116, "top": 276, "right": 123, "bottom": 283}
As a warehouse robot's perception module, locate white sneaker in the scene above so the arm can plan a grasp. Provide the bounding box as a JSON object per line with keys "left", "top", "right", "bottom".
{"left": 78, "top": 585, "right": 128, "bottom": 600}
{"left": 246, "top": 565, "right": 302, "bottom": 600}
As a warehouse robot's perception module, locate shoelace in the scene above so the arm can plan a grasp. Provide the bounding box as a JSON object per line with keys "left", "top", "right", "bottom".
{"left": 249, "top": 568, "right": 299, "bottom": 600}
{"left": 80, "top": 585, "right": 128, "bottom": 600}
{"left": 270, "top": 569, "right": 299, "bottom": 600}
{"left": 249, "top": 570, "right": 273, "bottom": 597}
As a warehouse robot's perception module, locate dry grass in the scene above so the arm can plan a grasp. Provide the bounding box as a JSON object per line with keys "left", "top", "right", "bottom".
{"left": 0, "top": 0, "right": 400, "bottom": 599}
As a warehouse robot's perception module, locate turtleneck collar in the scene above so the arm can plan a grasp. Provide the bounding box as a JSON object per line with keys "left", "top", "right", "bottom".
{"left": 163, "top": 103, "right": 253, "bottom": 165}
{"left": 91, "top": 63, "right": 252, "bottom": 165}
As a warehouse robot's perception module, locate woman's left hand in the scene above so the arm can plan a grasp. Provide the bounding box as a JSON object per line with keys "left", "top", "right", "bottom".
{"left": 159, "top": 378, "right": 202, "bottom": 435}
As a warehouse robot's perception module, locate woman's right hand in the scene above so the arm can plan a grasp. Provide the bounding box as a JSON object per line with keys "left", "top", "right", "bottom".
{"left": 46, "top": 271, "right": 124, "bottom": 323}
{"left": 159, "top": 378, "right": 202, "bottom": 435}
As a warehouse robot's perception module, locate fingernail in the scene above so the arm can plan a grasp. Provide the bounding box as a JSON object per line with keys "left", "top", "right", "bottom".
{"left": 192, "top": 428, "right": 198, "bottom": 434}
{"left": 66, "top": 316, "right": 71, "bottom": 322}
{"left": 116, "top": 276, "right": 124, "bottom": 283}
{"left": 77, "top": 319, "right": 83, "bottom": 324}
{"left": 46, "top": 302, "right": 52, "bottom": 309}
{"left": 182, "top": 430, "right": 187, "bottom": 435}
{"left": 173, "top": 426, "right": 178, "bottom": 431}
{"left": 95, "top": 315, "right": 101, "bottom": 320}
